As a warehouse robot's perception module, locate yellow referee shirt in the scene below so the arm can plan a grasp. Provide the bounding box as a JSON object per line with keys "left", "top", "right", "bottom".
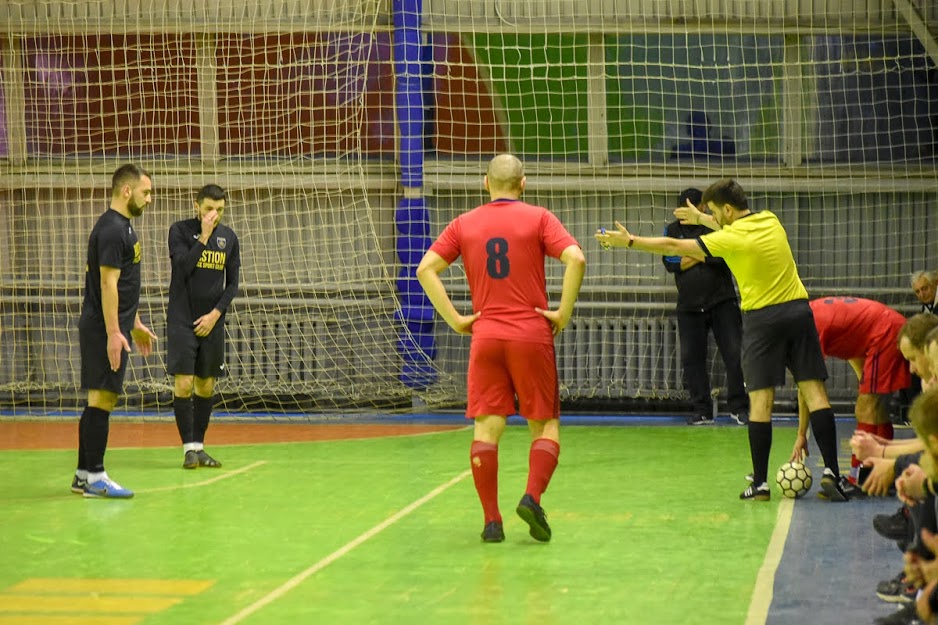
{"left": 698, "top": 210, "right": 808, "bottom": 312}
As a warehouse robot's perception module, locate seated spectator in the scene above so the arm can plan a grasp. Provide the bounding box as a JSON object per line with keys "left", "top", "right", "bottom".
{"left": 912, "top": 270, "right": 938, "bottom": 314}
{"left": 671, "top": 111, "right": 736, "bottom": 160}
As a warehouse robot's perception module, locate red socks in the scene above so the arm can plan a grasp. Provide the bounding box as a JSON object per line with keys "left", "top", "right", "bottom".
{"left": 470, "top": 438, "right": 562, "bottom": 522}
{"left": 877, "top": 421, "right": 894, "bottom": 441}
{"left": 525, "top": 438, "right": 560, "bottom": 504}
{"left": 470, "top": 441, "right": 500, "bottom": 523}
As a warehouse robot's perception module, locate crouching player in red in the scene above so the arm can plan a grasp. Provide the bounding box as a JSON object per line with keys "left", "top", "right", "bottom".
{"left": 802, "top": 297, "right": 911, "bottom": 486}
{"left": 416, "top": 154, "right": 586, "bottom": 543}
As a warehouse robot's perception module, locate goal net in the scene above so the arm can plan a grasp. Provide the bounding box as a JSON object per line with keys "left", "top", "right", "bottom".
{"left": 0, "top": 1, "right": 937, "bottom": 414}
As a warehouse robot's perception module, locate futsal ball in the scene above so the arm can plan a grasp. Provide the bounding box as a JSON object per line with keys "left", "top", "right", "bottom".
{"left": 776, "top": 461, "right": 812, "bottom": 499}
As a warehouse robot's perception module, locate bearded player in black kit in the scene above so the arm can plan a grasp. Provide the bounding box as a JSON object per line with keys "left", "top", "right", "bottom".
{"left": 73, "top": 163, "right": 158, "bottom": 499}
{"left": 166, "top": 184, "right": 240, "bottom": 469}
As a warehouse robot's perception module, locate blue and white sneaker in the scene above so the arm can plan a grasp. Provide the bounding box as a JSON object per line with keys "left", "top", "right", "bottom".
{"left": 70, "top": 475, "right": 88, "bottom": 494}
{"left": 83, "top": 477, "right": 134, "bottom": 499}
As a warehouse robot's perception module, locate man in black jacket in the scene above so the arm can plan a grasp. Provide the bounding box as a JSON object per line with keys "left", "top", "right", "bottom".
{"left": 662, "top": 188, "right": 748, "bottom": 425}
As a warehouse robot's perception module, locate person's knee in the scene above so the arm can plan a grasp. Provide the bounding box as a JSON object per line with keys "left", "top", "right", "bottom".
{"left": 855, "top": 394, "right": 887, "bottom": 424}
{"left": 473, "top": 415, "right": 506, "bottom": 443}
{"left": 799, "top": 380, "right": 831, "bottom": 411}
{"left": 174, "top": 375, "right": 194, "bottom": 397}
{"left": 88, "top": 389, "right": 118, "bottom": 412}
{"left": 193, "top": 377, "right": 215, "bottom": 397}
{"left": 529, "top": 418, "right": 559, "bottom": 442}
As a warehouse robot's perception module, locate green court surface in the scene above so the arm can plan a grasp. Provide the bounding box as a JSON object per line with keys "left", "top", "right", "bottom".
{"left": 1, "top": 425, "right": 799, "bottom": 625}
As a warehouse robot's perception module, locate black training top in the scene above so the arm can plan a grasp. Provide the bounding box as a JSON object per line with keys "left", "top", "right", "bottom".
{"left": 661, "top": 219, "right": 738, "bottom": 313}
{"left": 80, "top": 208, "right": 142, "bottom": 332}
{"left": 167, "top": 218, "right": 240, "bottom": 328}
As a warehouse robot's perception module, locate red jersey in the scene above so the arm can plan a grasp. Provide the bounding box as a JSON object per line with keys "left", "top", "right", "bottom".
{"left": 809, "top": 297, "right": 906, "bottom": 360}
{"left": 429, "top": 199, "right": 578, "bottom": 345}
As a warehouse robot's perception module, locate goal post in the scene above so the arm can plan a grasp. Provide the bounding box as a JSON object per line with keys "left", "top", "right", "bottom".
{"left": 0, "top": 0, "right": 937, "bottom": 414}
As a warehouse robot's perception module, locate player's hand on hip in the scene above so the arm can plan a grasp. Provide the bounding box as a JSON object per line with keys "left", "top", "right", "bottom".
{"left": 450, "top": 312, "right": 480, "bottom": 335}
{"left": 107, "top": 332, "right": 131, "bottom": 371}
{"left": 130, "top": 323, "right": 158, "bottom": 358}
{"left": 535, "top": 307, "right": 570, "bottom": 336}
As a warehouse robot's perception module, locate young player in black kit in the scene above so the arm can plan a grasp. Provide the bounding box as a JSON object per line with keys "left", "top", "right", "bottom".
{"left": 74, "top": 163, "right": 158, "bottom": 498}
{"left": 166, "top": 185, "right": 240, "bottom": 469}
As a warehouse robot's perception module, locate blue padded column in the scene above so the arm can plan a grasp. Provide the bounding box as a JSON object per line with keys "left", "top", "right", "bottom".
{"left": 393, "top": 0, "right": 437, "bottom": 388}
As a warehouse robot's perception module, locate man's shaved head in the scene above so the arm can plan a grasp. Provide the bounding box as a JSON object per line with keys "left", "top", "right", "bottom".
{"left": 485, "top": 154, "right": 525, "bottom": 196}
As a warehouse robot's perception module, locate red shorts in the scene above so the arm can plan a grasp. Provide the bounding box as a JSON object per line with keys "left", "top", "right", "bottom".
{"left": 860, "top": 324, "right": 911, "bottom": 394}
{"left": 466, "top": 338, "right": 559, "bottom": 421}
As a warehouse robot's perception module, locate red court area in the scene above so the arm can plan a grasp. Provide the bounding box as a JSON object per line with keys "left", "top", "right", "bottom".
{"left": 0, "top": 421, "right": 464, "bottom": 451}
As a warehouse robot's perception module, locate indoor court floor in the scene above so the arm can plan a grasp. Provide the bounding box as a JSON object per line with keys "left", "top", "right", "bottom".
{"left": 0, "top": 416, "right": 909, "bottom": 625}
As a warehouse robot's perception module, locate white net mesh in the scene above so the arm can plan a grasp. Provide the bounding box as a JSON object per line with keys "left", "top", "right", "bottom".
{"left": 1, "top": 1, "right": 937, "bottom": 413}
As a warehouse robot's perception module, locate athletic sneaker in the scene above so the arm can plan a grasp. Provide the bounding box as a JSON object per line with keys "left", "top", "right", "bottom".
{"left": 516, "top": 494, "right": 551, "bottom": 542}
{"left": 686, "top": 414, "right": 714, "bottom": 426}
{"left": 739, "top": 482, "right": 771, "bottom": 501}
{"left": 481, "top": 521, "right": 505, "bottom": 543}
{"left": 744, "top": 472, "right": 754, "bottom": 482}
{"left": 874, "top": 506, "right": 912, "bottom": 542}
{"left": 82, "top": 477, "right": 134, "bottom": 499}
{"left": 196, "top": 450, "right": 222, "bottom": 468}
{"left": 183, "top": 450, "right": 199, "bottom": 469}
{"left": 70, "top": 475, "right": 87, "bottom": 494}
{"left": 819, "top": 468, "right": 860, "bottom": 502}
{"left": 876, "top": 571, "right": 916, "bottom": 604}
{"left": 730, "top": 411, "right": 749, "bottom": 425}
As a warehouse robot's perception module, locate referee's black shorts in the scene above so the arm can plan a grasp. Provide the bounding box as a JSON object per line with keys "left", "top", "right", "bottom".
{"left": 166, "top": 323, "right": 227, "bottom": 379}
{"left": 741, "top": 299, "right": 828, "bottom": 392}
{"left": 79, "top": 321, "right": 132, "bottom": 394}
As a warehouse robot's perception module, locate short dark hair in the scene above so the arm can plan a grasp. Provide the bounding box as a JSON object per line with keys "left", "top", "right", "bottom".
{"left": 898, "top": 313, "right": 938, "bottom": 350}
{"left": 111, "top": 164, "right": 149, "bottom": 197}
{"left": 910, "top": 388, "right": 938, "bottom": 447}
{"left": 701, "top": 178, "right": 748, "bottom": 211}
{"left": 677, "top": 188, "right": 702, "bottom": 208}
{"left": 196, "top": 184, "right": 226, "bottom": 203}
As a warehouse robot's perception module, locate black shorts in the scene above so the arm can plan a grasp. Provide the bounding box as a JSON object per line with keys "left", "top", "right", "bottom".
{"left": 741, "top": 299, "right": 828, "bottom": 392}
{"left": 166, "top": 323, "right": 227, "bottom": 379}
{"left": 79, "top": 321, "right": 132, "bottom": 394}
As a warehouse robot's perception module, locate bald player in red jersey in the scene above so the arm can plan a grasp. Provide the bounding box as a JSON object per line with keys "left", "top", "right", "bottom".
{"left": 801, "top": 296, "right": 911, "bottom": 482}
{"left": 416, "top": 154, "right": 586, "bottom": 544}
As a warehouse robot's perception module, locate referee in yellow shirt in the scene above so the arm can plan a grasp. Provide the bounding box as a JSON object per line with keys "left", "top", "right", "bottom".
{"left": 597, "top": 178, "right": 858, "bottom": 502}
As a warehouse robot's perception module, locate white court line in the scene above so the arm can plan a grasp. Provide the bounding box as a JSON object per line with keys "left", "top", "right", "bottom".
{"left": 136, "top": 461, "right": 267, "bottom": 494}
{"left": 744, "top": 497, "right": 795, "bottom": 625}
{"left": 216, "top": 469, "right": 472, "bottom": 625}
{"left": 216, "top": 425, "right": 473, "bottom": 449}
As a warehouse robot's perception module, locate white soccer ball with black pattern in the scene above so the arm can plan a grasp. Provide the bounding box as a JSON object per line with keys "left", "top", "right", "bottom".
{"left": 776, "top": 461, "right": 812, "bottom": 498}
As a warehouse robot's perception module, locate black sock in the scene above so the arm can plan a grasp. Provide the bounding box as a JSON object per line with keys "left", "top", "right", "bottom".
{"left": 80, "top": 406, "right": 111, "bottom": 474}
{"left": 77, "top": 408, "right": 88, "bottom": 471}
{"left": 809, "top": 408, "right": 840, "bottom": 477}
{"left": 193, "top": 394, "right": 214, "bottom": 444}
{"left": 173, "top": 396, "right": 194, "bottom": 444}
{"left": 748, "top": 421, "right": 772, "bottom": 486}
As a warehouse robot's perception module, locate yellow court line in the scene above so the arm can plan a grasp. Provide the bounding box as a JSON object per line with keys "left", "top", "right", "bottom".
{"left": 217, "top": 469, "right": 473, "bottom": 625}
{"left": 9, "top": 579, "right": 214, "bottom": 596}
{"left": 0, "top": 595, "right": 180, "bottom": 613}
{"left": 0, "top": 617, "right": 140, "bottom": 625}
{"left": 135, "top": 461, "right": 267, "bottom": 494}
{"left": 744, "top": 497, "right": 795, "bottom": 625}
